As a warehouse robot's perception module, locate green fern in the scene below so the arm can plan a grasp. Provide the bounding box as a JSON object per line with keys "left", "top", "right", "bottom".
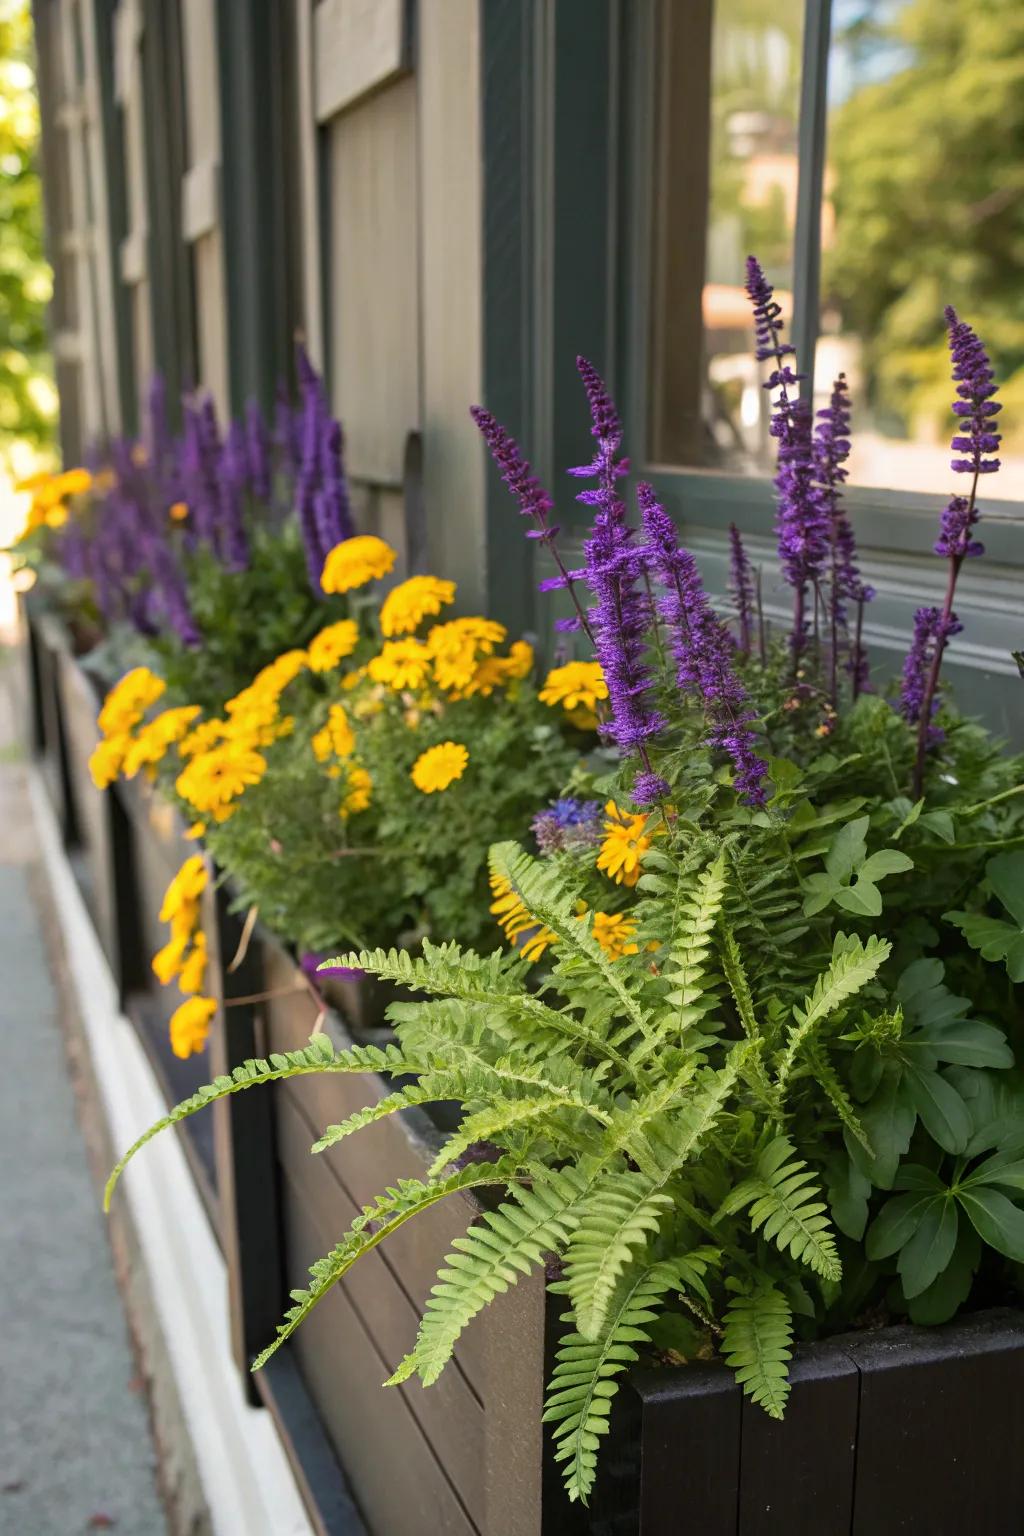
{"left": 775, "top": 933, "right": 890, "bottom": 1093}
{"left": 544, "top": 1260, "right": 682, "bottom": 1504}
{"left": 803, "top": 1041, "right": 872, "bottom": 1153}
{"left": 104, "top": 1035, "right": 404, "bottom": 1209}
{"left": 388, "top": 1165, "right": 590, "bottom": 1387}
{"left": 564, "top": 1172, "right": 675, "bottom": 1340}
{"left": 721, "top": 1281, "right": 794, "bottom": 1418}
{"left": 253, "top": 1157, "right": 531, "bottom": 1370}
{"left": 715, "top": 1136, "right": 841, "bottom": 1281}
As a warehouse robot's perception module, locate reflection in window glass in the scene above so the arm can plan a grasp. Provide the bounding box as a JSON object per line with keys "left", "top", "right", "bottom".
{"left": 649, "top": 0, "right": 803, "bottom": 471}
{"left": 820, "top": 0, "right": 1024, "bottom": 501}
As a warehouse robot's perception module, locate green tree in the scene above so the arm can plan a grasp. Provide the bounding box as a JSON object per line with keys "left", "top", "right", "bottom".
{"left": 0, "top": 0, "right": 55, "bottom": 456}
{"left": 825, "top": 0, "right": 1024, "bottom": 441}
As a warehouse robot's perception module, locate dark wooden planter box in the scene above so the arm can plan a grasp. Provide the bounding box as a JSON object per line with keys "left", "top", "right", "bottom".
{"left": 588, "top": 1307, "right": 1024, "bottom": 1536}
{"left": 21, "top": 600, "right": 78, "bottom": 844}
{"left": 54, "top": 648, "right": 143, "bottom": 991}
{"left": 243, "top": 928, "right": 545, "bottom": 1536}
{"left": 117, "top": 773, "right": 222, "bottom": 1216}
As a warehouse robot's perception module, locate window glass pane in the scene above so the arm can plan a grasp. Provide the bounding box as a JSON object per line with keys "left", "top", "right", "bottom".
{"left": 649, "top": 0, "right": 804, "bottom": 472}
{"left": 819, "top": 0, "right": 1023, "bottom": 501}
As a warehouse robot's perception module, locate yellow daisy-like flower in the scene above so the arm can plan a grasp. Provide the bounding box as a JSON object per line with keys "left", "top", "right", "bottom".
{"left": 44, "top": 504, "right": 68, "bottom": 529}
{"left": 177, "top": 933, "right": 208, "bottom": 995}
{"left": 307, "top": 620, "right": 360, "bottom": 673}
{"left": 169, "top": 500, "right": 189, "bottom": 522}
{"left": 186, "top": 821, "right": 206, "bottom": 839}
{"left": 379, "top": 575, "right": 456, "bottom": 637}
{"left": 596, "top": 801, "right": 653, "bottom": 888}
{"left": 321, "top": 535, "right": 397, "bottom": 594}
{"left": 427, "top": 617, "right": 507, "bottom": 692}
{"left": 88, "top": 734, "right": 130, "bottom": 789}
{"left": 250, "top": 649, "right": 309, "bottom": 697}
{"left": 326, "top": 704, "right": 355, "bottom": 759}
{"left": 340, "top": 764, "right": 373, "bottom": 818}
{"left": 152, "top": 930, "right": 189, "bottom": 986}
{"left": 503, "top": 639, "right": 535, "bottom": 681}
{"left": 169, "top": 995, "right": 216, "bottom": 1059}
{"left": 367, "top": 639, "right": 433, "bottom": 692}
{"left": 590, "top": 911, "right": 640, "bottom": 961}
{"left": 179, "top": 718, "right": 228, "bottom": 758}
{"left": 98, "top": 667, "right": 166, "bottom": 738}
{"left": 539, "top": 660, "right": 608, "bottom": 715}
{"left": 159, "top": 855, "right": 208, "bottom": 923}
{"left": 488, "top": 871, "right": 557, "bottom": 963}
{"left": 176, "top": 744, "right": 267, "bottom": 811}
{"left": 121, "top": 705, "right": 202, "bottom": 778}
{"left": 410, "top": 741, "right": 469, "bottom": 794}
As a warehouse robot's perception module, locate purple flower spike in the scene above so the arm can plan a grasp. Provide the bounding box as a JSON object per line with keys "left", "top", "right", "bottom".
{"left": 639, "top": 483, "right": 766, "bottom": 807}
{"left": 245, "top": 398, "right": 272, "bottom": 502}
{"left": 218, "top": 420, "right": 250, "bottom": 571}
{"left": 934, "top": 495, "right": 983, "bottom": 560}
{"left": 532, "top": 798, "right": 602, "bottom": 855}
{"left": 945, "top": 307, "right": 1001, "bottom": 477}
{"left": 728, "top": 523, "right": 754, "bottom": 655}
{"left": 471, "top": 404, "right": 594, "bottom": 639}
{"left": 745, "top": 257, "right": 827, "bottom": 661}
{"left": 901, "top": 605, "right": 961, "bottom": 746}
{"left": 632, "top": 770, "right": 672, "bottom": 808}
{"left": 813, "top": 374, "right": 873, "bottom": 701}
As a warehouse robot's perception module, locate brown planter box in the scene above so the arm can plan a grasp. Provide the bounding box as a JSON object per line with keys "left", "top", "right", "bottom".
{"left": 253, "top": 929, "right": 546, "bottom": 1536}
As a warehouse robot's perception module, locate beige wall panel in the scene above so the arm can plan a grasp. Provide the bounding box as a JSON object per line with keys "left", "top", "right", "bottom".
{"left": 327, "top": 75, "right": 420, "bottom": 487}
{"left": 193, "top": 230, "right": 229, "bottom": 421}
{"left": 416, "top": 0, "right": 486, "bottom": 604}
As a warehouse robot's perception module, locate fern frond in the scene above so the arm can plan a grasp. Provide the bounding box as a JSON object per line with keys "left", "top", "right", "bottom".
{"left": 803, "top": 1041, "right": 872, "bottom": 1153}
{"left": 632, "top": 854, "right": 726, "bottom": 1064}
{"left": 105, "top": 1036, "right": 403, "bottom": 1209}
{"left": 721, "top": 1281, "right": 793, "bottom": 1418}
{"left": 718, "top": 917, "right": 760, "bottom": 1042}
{"left": 389, "top": 1165, "right": 589, "bottom": 1387}
{"left": 544, "top": 1260, "right": 681, "bottom": 1504}
{"left": 715, "top": 1136, "right": 841, "bottom": 1281}
{"left": 489, "top": 841, "right": 650, "bottom": 1044}
{"left": 629, "top": 1042, "right": 753, "bottom": 1184}
{"left": 430, "top": 1084, "right": 612, "bottom": 1179}
{"left": 252, "top": 1157, "right": 531, "bottom": 1370}
{"left": 775, "top": 933, "right": 890, "bottom": 1093}
{"left": 564, "top": 1172, "right": 674, "bottom": 1340}
{"left": 313, "top": 1083, "right": 453, "bottom": 1153}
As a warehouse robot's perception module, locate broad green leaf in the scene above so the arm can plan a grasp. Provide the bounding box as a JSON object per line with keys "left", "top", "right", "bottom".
{"left": 962, "top": 1148, "right": 1024, "bottom": 1193}
{"left": 906, "top": 1020, "right": 1014, "bottom": 1070}
{"left": 896, "top": 958, "right": 945, "bottom": 1004}
{"left": 904, "top": 1065, "right": 972, "bottom": 1154}
{"left": 834, "top": 881, "right": 882, "bottom": 917}
{"left": 919, "top": 810, "right": 955, "bottom": 844}
{"left": 824, "top": 1152, "right": 871, "bottom": 1241}
{"left": 890, "top": 797, "right": 923, "bottom": 839}
{"left": 957, "top": 1187, "right": 1024, "bottom": 1262}
{"left": 848, "top": 1069, "right": 915, "bottom": 1188}
{"left": 859, "top": 849, "right": 914, "bottom": 882}
{"left": 898, "top": 1198, "right": 958, "bottom": 1299}
{"left": 989, "top": 851, "right": 1024, "bottom": 929}
{"left": 907, "top": 1224, "right": 981, "bottom": 1326}
{"left": 802, "top": 872, "right": 840, "bottom": 918}
{"left": 825, "top": 816, "right": 870, "bottom": 882}
{"left": 865, "top": 1192, "right": 934, "bottom": 1260}
{"left": 892, "top": 1164, "right": 946, "bottom": 1193}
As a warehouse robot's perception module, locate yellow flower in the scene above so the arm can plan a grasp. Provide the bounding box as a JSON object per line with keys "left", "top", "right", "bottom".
{"left": 152, "top": 930, "right": 189, "bottom": 985}
{"left": 321, "top": 535, "right": 397, "bottom": 593}
{"left": 427, "top": 617, "right": 507, "bottom": 692}
{"left": 186, "top": 821, "right": 206, "bottom": 839}
{"left": 411, "top": 741, "right": 469, "bottom": 793}
{"left": 379, "top": 575, "right": 456, "bottom": 637}
{"left": 14, "top": 469, "right": 52, "bottom": 493}
{"left": 159, "top": 855, "right": 208, "bottom": 923}
{"left": 44, "top": 504, "right": 68, "bottom": 529}
{"left": 176, "top": 744, "right": 267, "bottom": 811}
{"left": 88, "top": 734, "right": 130, "bottom": 789}
{"left": 307, "top": 620, "right": 360, "bottom": 673}
{"left": 178, "top": 933, "right": 208, "bottom": 995}
{"left": 590, "top": 911, "right": 640, "bottom": 961}
{"left": 169, "top": 500, "right": 189, "bottom": 522}
{"left": 503, "top": 639, "right": 535, "bottom": 681}
{"left": 596, "top": 802, "right": 653, "bottom": 888}
{"left": 169, "top": 996, "right": 216, "bottom": 1059}
{"left": 98, "top": 667, "right": 166, "bottom": 737}
{"left": 340, "top": 764, "right": 373, "bottom": 817}
{"left": 121, "top": 706, "right": 202, "bottom": 778}
{"left": 252, "top": 649, "right": 309, "bottom": 695}
{"left": 539, "top": 661, "right": 608, "bottom": 715}
{"left": 368, "top": 639, "right": 433, "bottom": 692}
{"left": 488, "top": 871, "right": 557, "bottom": 963}
{"left": 179, "top": 718, "right": 228, "bottom": 758}
{"left": 326, "top": 704, "right": 355, "bottom": 758}
{"left": 46, "top": 466, "right": 92, "bottom": 500}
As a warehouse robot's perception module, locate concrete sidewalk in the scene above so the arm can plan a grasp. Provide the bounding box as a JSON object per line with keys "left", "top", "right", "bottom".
{"left": 0, "top": 728, "right": 168, "bottom": 1533}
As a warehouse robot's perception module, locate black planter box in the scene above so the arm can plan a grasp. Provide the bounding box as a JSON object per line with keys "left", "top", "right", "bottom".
{"left": 21, "top": 600, "right": 78, "bottom": 844}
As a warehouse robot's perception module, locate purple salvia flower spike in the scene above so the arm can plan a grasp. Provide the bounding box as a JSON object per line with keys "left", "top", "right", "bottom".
{"left": 812, "top": 373, "right": 872, "bottom": 702}
{"left": 728, "top": 523, "right": 754, "bottom": 655}
{"left": 245, "top": 398, "right": 272, "bottom": 503}
{"left": 639, "top": 483, "right": 767, "bottom": 808}
{"left": 217, "top": 420, "right": 250, "bottom": 572}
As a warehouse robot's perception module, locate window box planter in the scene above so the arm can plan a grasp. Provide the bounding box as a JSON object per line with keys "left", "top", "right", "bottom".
{"left": 19, "top": 597, "right": 77, "bottom": 845}
{"left": 116, "top": 771, "right": 222, "bottom": 1216}
{"left": 251, "top": 925, "right": 547, "bottom": 1536}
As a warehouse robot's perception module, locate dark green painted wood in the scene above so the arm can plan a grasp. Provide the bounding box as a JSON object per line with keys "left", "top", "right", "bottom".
{"left": 92, "top": 0, "right": 137, "bottom": 436}
{"left": 216, "top": 0, "right": 302, "bottom": 413}
{"left": 791, "top": 0, "right": 833, "bottom": 398}
{"left": 141, "top": 0, "right": 196, "bottom": 417}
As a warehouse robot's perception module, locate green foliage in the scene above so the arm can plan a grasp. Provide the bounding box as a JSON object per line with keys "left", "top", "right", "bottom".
{"left": 721, "top": 1282, "right": 794, "bottom": 1420}
{"left": 946, "top": 851, "right": 1024, "bottom": 982}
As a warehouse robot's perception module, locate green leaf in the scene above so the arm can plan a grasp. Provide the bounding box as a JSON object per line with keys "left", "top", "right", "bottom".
{"left": 989, "top": 851, "right": 1024, "bottom": 929}
{"left": 907, "top": 1225, "right": 981, "bottom": 1326}
{"left": 957, "top": 1187, "right": 1024, "bottom": 1262}
{"left": 907, "top": 1020, "right": 1013, "bottom": 1070}
{"left": 865, "top": 1192, "right": 934, "bottom": 1260}
{"left": 824, "top": 1152, "right": 872, "bottom": 1241}
{"left": 825, "top": 816, "right": 870, "bottom": 882}
{"left": 834, "top": 881, "right": 882, "bottom": 917}
{"left": 897, "top": 1198, "right": 958, "bottom": 1299}
{"left": 961, "top": 1147, "right": 1024, "bottom": 1194}
{"left": 919, "top": 810, "right": 955, "bottom": 844}
{"left": 859, "top": 849, "right": 915, "bottom": 882}
{"left": 721, "top": 1282, "right": 793, "bottom": 1419}
{"left": 775, "top": 934, "right": 890, "bottom": 1092}
{"left": 904, "top": 1065, "right": 972, "bottom": 1154}
{"left": 848, "top": 1068, "right": 915, "bottom": 1189}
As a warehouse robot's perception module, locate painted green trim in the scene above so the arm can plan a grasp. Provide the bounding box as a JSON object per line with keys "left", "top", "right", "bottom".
{"left": 791, "top": 0, "right": 832, "bottom": 396}
{"left": 92, "top": 0, "right": 136, "bottom": 436}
